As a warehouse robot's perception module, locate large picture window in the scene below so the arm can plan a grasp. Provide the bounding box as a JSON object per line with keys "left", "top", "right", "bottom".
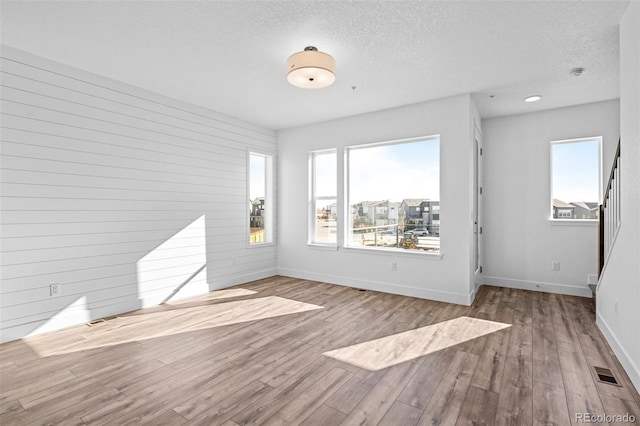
{"left": 346, "top": 136, "right": 440, "bottom": 253}
{"left": 310, "top": 150, "right": 337, "bottom": 245}
{"left": 550, "top": 137, "right": 601, "bottom": 220}
{"left": 249, "top": 151, "right": 273, "bottom": 244}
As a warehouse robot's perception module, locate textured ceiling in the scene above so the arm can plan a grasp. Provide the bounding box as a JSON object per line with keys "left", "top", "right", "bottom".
{"left": 0, "top": 1, "right": 628, "bottom": 130}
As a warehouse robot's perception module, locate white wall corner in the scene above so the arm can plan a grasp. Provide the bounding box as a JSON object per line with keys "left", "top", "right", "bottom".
{"left": 468, "top": 283, "right": 479, "bottom": 305}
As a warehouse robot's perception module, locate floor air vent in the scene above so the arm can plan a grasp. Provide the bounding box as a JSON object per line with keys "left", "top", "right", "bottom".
{"left": 593, "top": 366, "right": 621, "bottom": 386}
{"left": 86, "top": 316, "right": 119, "bottom": 326}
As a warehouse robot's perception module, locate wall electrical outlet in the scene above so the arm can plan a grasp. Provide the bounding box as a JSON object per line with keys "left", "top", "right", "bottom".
{"left": 391, "top": 261, "right": 398, "bottom": 271}
{"left": 50, "top": 283, "right": 61, "bottom": 297}
{"left": 552, "top": 261, "right": 560, "bottom": 271}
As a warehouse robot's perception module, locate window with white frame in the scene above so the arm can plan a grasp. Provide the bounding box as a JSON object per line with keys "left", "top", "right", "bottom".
{"left": 345, "top": 136, "right": 440, "bottom": 253}
{"left": 550, "top": 137, "right": 601, "bottom": 220}
{"left": 249, "top": 152, "right": 273, "bottom": 244}
{"left": 310, "top": 150, "right": 337, "bottom": 245}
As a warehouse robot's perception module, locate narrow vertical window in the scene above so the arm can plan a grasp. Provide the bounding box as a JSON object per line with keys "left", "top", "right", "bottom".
{"left": 249, "top": 152, "right": 273, "bottom": 244}
{"left": 550, "top": 137, "right": 601, "bottom": 220}
{"left": 310, "top": 150, "right": 337, "bottom": 245}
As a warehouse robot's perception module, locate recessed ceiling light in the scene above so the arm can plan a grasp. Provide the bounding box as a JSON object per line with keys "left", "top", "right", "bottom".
{"left": 524, "top": 95, "right": 542, "bottom": 103}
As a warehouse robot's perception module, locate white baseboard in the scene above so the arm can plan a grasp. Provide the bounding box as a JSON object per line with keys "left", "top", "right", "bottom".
{"left": 596, "top": 311, "right": 640, "bottom": 394}
{"left": 277, "top": 267, "right": 473, "bottom": 305}
{"left": 482, "top": 276, "right": 592, "bottom": 298}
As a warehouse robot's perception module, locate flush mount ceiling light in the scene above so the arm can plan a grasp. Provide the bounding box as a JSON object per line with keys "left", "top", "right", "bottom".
{"left": 524, "top": 95, "right": 542, "bottom": 103}
{"left": 287, "top": 46, "right": 335, "bottom": 89}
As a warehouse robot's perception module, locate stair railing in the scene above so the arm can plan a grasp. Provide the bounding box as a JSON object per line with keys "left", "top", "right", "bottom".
{"left": 599, "top": 138, "right": 621, "bottom": 275}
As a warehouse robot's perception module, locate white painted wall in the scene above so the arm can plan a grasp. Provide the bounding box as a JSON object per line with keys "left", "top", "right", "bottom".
{"left": 469, "top": 99, "right": 482, "bottom": 296}
{"left": 482, "top": 100, "right": 620, "bottom": 297}
{"left": 277, "top": 95, "right": 476, "bottom": 305}
{"left": 596, "top": 0, "right": 640, "bottom": 393}
{"left": 0, "top": 46, "right": 277, "bottom": 343}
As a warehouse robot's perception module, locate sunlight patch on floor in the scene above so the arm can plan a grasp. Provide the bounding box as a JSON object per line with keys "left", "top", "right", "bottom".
{"left": 26, "top": 296, "right": 323, "bottom": 357}
{"left": 208, "top": 288, "right": 257, "bottom": 300}
{"left": 323, "top": 316, "right": 511, "bottom": 371}
{"left": 168, "top": 287, "right": 257, "bottom": 303}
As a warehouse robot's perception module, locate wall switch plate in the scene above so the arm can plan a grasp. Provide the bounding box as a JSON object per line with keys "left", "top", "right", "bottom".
{"left": 552, "top": 261, "right": 560, "bottom": 271}
{"left": 391, "top": 261, "right": 398, "bottom": 271}
{"left": 50, "top": 283, "right": 61, "bottom": 297}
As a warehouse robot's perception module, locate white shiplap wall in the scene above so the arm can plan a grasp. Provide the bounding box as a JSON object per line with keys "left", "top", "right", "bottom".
{"left": 0, "top": 45, "right": 277, "bottom": 343}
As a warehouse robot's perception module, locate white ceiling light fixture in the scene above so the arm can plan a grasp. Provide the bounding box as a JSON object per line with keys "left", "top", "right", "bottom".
{"left": 524, "top": 95, "right": 542, "bottom": 103}
{"left": 287, "top": 46, "right": 335, "bottom": 89}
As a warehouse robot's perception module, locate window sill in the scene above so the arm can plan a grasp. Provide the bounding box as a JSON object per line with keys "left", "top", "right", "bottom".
{"left": 307, "top": 243, "right": 339, "bottom": 251}
{"left": 248, "top": 242, "right": 276, "bottom": 248}
{"left": 341, "top": 245, "right": 443, "bottom": 260}
{"left": 548, "top": 219, "right": 598, "bottom": 227}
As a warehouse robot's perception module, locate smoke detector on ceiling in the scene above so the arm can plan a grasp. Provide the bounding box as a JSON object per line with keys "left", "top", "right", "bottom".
{"left": 569, "top": 67, "right": 585, "bottom": 77}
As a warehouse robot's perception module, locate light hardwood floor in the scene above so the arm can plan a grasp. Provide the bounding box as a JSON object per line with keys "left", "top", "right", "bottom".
{"left": 1, "top": 276, "right": 639, "bottom": 425}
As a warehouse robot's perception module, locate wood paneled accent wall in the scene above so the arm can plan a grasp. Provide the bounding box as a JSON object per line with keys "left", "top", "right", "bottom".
{"left": 0, "top": 46, "right": 277, "bottom": 343}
